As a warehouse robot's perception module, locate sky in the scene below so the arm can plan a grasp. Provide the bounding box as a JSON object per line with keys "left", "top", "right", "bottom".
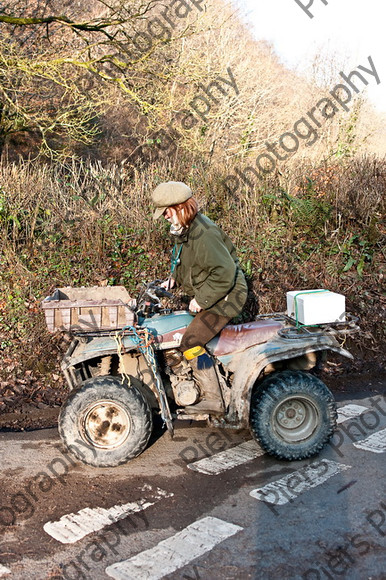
{"left": 232, "top": 0, "right": 386, "bottom": 113}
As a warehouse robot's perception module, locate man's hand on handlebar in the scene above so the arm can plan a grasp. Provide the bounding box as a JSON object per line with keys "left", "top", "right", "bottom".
{"left": 160, "top": 278, "right": 175, "bottom": 290}
{"left": 189, "top": 298, "right": 202, "bottom": 313}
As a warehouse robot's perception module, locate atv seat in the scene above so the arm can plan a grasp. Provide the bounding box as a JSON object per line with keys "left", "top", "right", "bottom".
{"left": 206, "top": 319, "right": 283, "bottom": 357}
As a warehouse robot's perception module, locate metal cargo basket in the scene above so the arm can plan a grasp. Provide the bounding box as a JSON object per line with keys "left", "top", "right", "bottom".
{"left": 41, "top": 286, "right": 135, "bottom": 334}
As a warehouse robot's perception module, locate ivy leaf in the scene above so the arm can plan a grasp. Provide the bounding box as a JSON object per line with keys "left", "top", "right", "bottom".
{"left": 343, "top": 256, "right": 355, "bottom": 272}
{"left": 357, "top": 256, "right": 365, "bottom": 278}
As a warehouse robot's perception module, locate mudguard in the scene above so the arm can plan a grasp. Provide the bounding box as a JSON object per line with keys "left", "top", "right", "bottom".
{"left": 61, "top": 334, "right": 139, "bottom": 371}
{"left": 225, "top": 333, "right": 353, "bottom": 427}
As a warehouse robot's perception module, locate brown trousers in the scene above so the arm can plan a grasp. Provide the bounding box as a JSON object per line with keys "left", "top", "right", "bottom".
{"left": 180, "top": 310, "right": 231, "bottom": 353}
{"left": 180, "top": 269, "right": 248, "bottom": 354}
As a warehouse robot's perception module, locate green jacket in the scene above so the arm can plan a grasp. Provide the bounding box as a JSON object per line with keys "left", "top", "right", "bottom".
{"left": 173, "top": 213, "right": 247, "bottom": 317}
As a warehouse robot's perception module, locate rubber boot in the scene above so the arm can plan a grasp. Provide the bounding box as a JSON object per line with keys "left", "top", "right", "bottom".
{"left": 184, "top": 352, "right": 224, "bottom": 415}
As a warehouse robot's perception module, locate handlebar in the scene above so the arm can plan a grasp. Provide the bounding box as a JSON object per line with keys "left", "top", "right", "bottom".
{"left": 136, "top": 280, "right": 175, "bottom": 317}
{"left": 153, "top": 286, "right": 174, "bottom": 299}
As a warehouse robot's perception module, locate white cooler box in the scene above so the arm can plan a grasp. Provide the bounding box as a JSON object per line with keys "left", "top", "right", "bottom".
{"left": 287, "top": 289, "right": 346, "bottom": 325}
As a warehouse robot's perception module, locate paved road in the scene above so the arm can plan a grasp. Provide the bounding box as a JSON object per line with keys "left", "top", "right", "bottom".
{"left": 0, "top": 391, "right": 385, "bottom": 580}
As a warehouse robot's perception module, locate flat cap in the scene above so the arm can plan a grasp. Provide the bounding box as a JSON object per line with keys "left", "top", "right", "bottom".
{"left": 152, "top": 181, "right": 192, "bottom": 220}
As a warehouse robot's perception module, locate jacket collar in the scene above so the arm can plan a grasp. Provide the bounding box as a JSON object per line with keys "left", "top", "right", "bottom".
{"left": 173, "top": 212, "right": 203, "bottom": 243}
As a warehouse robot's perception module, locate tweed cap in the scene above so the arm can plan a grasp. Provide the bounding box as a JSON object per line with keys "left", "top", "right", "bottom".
{"left": 152, "top": 181, "right": 192, "bottom": 219}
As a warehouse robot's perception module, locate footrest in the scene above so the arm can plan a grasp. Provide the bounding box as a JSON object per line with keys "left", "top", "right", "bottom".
{"left": 175, "top": 410, "right": 210, "bottom": 421}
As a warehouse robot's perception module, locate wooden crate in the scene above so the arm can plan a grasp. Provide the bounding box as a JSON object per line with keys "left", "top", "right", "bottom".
{"left": 41, "top": 286, "right": 135, "bottom": 333}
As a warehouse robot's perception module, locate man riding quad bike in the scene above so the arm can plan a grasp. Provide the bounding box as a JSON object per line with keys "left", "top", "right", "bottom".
{"left": 42, "top": 182, "right": 358, "bottom": 467}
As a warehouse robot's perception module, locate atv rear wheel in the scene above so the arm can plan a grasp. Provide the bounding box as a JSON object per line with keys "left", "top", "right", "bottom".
{"left": 250, "top": 370, "right": 336, "bottom": 460}
{"left": 58, "top": 375, "right": 153, "bottom": 467}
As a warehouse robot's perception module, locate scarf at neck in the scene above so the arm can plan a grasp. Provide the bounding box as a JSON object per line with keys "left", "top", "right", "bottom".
{"left": 170, "top": 223, "right": 186, "bottom": 236}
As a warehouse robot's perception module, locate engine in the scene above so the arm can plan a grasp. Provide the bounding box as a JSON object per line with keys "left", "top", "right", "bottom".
{"left": 164, "top": 348, "right": 200, "bottom": 406}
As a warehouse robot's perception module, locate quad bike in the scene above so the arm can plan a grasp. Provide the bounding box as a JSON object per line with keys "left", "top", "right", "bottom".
{"left": 43, "top": 282, "right": 359, "bottom": 467}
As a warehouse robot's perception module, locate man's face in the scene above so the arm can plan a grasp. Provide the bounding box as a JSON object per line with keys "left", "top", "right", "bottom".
{"left": 163, "top": 207, "right": 178, "bottom": 225}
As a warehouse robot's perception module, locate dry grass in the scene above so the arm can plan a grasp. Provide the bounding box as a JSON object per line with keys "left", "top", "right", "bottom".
{"left": 1, "top": 152, "right": 384, "bottom": 328}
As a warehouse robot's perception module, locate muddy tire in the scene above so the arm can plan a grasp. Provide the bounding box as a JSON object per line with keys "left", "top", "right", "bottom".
{"left": 250, "top": 370, "right": 336, "bottom": 461}
{"left": 58, "top": 375, "right": 153, "bottom": 467}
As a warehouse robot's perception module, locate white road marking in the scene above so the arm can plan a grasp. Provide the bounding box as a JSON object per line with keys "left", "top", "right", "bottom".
{"left": 250, "top": 460, "right": 352, "bottom": 505}
{"left": 0, "top": 565, "right": 11, "bottom": 577}
{"left": 43, "top": 487, "right": 173, "bottom": 544}
{"left": 353, "top": 428, "right": 386, "bottom": 453}
{"left": 337, "top": 404, "right": 368, "bottom": 424}
{"left": 105, "top": 516, "right": 243, "bottom": 580}
{"left": 187, "top": 439, "right": 265, "bottom": 475}
{"left": 186, "top": 402, "right": 369, "bottom": 476}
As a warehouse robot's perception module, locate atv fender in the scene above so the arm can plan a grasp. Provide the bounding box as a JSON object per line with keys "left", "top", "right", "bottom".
{"left": 61, "top": 334, "right": 139, "bottom": 371}
{"left": 61, "top": 334, "right": 147, "bottom": 392}
{"left": 226, "top": 333, "right": 353, "bottom": 428}
{"left": 61, "top": 335, "right": 165, "bottom": 415}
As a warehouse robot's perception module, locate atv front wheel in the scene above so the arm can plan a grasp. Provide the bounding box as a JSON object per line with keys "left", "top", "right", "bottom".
{"left": 250, "top": 370, "right": 336, "bottom": 460}
{"left": 58, "top": 375, "right": 153, "bottom": 467}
